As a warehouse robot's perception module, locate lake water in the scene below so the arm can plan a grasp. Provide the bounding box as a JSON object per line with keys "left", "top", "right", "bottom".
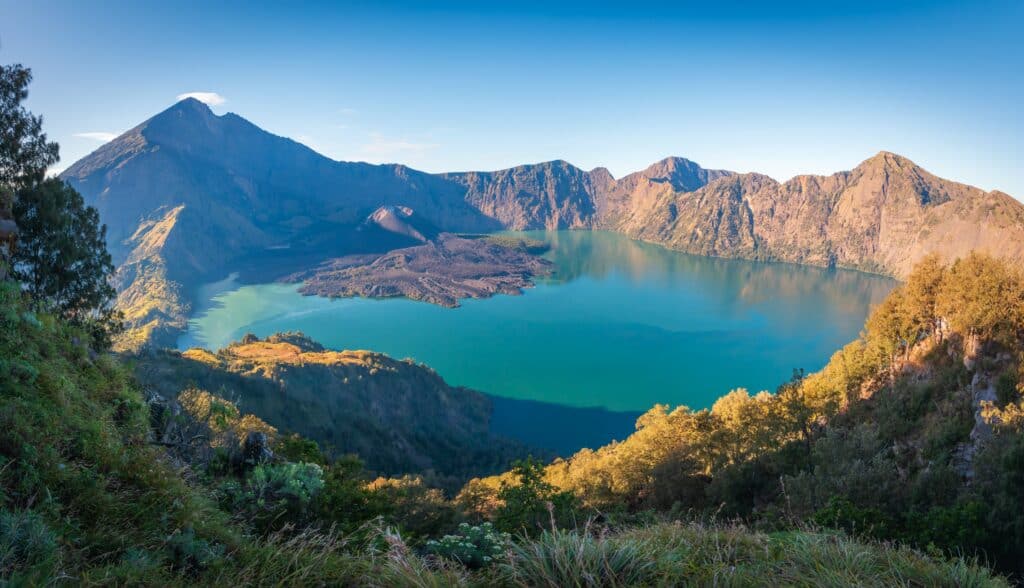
{"left": 179, "top": 231, "right": 895, "bottom": 415}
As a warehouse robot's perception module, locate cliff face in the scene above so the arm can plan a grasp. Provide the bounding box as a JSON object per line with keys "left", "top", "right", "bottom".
{"left": 443, "top": 160, "right": 601, "bottom": 230}
{"left": 60, "top": 100, "right": 1024, "bottom": 349}
{"left": 610, "top": 152, "right": 1024, "bottom": 277}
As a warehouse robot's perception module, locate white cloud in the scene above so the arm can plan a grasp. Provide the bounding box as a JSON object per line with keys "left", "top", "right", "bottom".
{"left": 360, "top": 132, "right": 439, "bottom": 156}
{"left": 73, "top": 131, "right": 118, "bottom": 142}
{"left": 339, "top": 107, "right": 357, "bottom": 116}
{"left": 176, "top": 91, "right": 227, "bottom": 106}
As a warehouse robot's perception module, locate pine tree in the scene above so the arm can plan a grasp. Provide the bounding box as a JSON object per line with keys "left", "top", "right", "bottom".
{"left": 12, "top": 178, "right": 121, "bottom": 339}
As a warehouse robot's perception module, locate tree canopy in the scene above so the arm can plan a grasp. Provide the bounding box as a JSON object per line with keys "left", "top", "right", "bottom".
{"left": 1, "top": 63, "right": 59, "bottom": 210}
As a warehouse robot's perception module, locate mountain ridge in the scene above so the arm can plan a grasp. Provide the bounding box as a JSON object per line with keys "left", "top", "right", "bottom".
{"left": 60, "top": 99, "right": 1024, "bottom": 350}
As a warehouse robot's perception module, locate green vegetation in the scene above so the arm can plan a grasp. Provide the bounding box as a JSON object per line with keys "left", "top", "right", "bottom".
{"left": 12, "top": 178, "right": 122, "bottom": 345}
{"left": 0, "top": 63, "right": 59, "bottom": 210}
{"left": 425, "top": 522, "right": 511, "bottom": 569}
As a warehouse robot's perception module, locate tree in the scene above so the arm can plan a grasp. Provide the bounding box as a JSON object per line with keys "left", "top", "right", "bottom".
{"left": 937, "top": 252, "right": 1024, "bottom": 351}
{"left": 901, "top": 254, "right": 946, "bottom": 342}
{"left": 1, "top": 63, "right": 59, "bottom": 212}
{"left": 494, "top": 457, "right": 578, "bottom": 536}
{"left": 12, "top": 178, "right": 121, "bottom": 342}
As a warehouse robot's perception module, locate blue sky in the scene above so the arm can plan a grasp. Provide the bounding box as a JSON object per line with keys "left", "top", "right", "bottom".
{"left": 2, "top": 0, "right": 1021, "bottom": 196}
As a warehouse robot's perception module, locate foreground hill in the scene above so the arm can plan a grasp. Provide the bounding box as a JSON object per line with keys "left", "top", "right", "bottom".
{"left": 133, "top": 333, "right": 532, "bottom": 489}
{"left": 0, "top": 274, "right": 1005, "bottom": 585}
{"left": 61, "top": 99, "right": 1024, "bottom": 350}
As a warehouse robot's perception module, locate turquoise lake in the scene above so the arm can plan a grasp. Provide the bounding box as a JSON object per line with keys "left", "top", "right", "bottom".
{"left": 179, "top": 230, "right": 895, "bottom": 414}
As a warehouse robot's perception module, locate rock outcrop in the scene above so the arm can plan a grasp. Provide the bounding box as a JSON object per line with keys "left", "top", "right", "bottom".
{"left": 287, "top": 232, "right": 552, "bottom": 307}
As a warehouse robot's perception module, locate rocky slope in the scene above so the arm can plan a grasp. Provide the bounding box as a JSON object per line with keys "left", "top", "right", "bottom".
{"left": 60, "top": 99, "right": 1024, "bottom": 349}
{"left": 613, "top": 152, "right": 1024, "bottom": 277}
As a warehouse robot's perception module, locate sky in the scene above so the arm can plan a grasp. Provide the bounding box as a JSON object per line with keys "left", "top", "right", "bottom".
{"left": 1, "top": 0, "right": 1021, "bottom": 197}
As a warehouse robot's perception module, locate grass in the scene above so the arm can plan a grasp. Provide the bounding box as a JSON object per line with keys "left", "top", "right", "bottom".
{"left": 370, "top": 522, "right": 1006, "bottom": 587}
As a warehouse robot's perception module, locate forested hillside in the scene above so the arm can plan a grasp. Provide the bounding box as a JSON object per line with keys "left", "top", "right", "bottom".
{"left": 133, "top": 333, "right": 535, "bottom": 491}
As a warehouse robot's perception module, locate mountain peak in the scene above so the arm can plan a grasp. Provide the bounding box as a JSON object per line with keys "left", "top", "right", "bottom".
{"left": 634, "top": 156, "right": 734, "bottom": 193}
{"left": 858, "top": 150, "right": 919, "bottom": 172}
{"left": 169, "top": 96, "right": 215, "bottom": 114}
{"left": 147, "top": 97, "right": 218, "bottom": 129}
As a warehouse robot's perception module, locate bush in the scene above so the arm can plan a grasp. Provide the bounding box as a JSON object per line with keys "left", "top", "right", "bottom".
{"left": 220, "top": 462, "right": 325, "bottom": 533}
{"left": 0, "top": 510, "right": 58, "bottom": 581}
{"left": 165, "top": 527, "right": 224, "bottom": 575}
{"left": 996, "top": 370, "right": 1019, "bottom": 407}
{"left": 275, "top": 433, "right": 328, "bottom": 465}
{"left": 494, "top": 458, "right": 579, "bottom": 536}
{"left": 813, "top": 496, "right": 893, "bottom": 540}
{"left": 425, "top": 522, "right": 510, "bottom": 569}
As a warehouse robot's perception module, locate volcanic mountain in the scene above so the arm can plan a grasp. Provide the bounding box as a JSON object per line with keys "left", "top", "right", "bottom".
{"left": 61, "top": 98, "right": 1024, "bottom": 349}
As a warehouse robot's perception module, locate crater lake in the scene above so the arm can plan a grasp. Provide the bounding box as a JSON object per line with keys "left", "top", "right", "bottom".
{"left": 179, "top": 231, "right": 895, "bottom": 450}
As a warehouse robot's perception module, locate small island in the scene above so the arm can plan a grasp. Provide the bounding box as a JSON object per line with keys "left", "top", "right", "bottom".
{"left": 284, "top": 233, "right": 553, "bottom": 307}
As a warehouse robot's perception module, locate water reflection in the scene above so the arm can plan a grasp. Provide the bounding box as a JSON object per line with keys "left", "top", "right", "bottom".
{"left": 529, "top": 230, "right": 893, "bottom": 318}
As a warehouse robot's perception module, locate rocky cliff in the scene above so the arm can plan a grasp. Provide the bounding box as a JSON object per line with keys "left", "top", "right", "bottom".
{"left": 612, "top": 152, "right": 1024, "bottom": 277}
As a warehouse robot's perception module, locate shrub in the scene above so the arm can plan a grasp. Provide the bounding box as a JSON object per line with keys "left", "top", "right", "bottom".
{"left": 365, "top": 475, "right": 456, "bottom": 539}
{"left": 220, "top": 462, "right": 325, "bottom": 533}
{"left": 165, "top": 527, "right": 224, "bottom": 575}
{"left": 425, "top": 522, "right": 510, "bottom": 569}
{"left": 0, "top": 510, "right": 58, "bottom": 581}
{"left": 494, "top": 458, "right": 579, "bottom": 536}
{"left": 996, "top": 370, "right": 1019, "bottom": 407}
{"left": 275, "top": 433, "right": 328, "bottom": 465}
{"left": 813, "top": 496, "right": 892, "bottom": 540}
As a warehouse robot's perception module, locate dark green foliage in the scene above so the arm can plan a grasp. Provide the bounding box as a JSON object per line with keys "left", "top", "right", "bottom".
{"left": 995, "top": 370, "right": 1019, "bottom": 407}
{"left": 0, "top": 63, "right": 59, "bottom": 198}
{"left": 974, "top": 430, "right": 1024, "bottom": 574}
{"left": 313, "top": 456, "right": 384, "bottom": 533}
{"left": 12, "top": 178, "right": 122, "bottom": 346}
{"left": 274, "top": 433, "right": 328, "bottom": 465}
{"left": 903, "top": 501, "right": 989, "bottom": 554}
{"left": 0, "top": 510, "right": 58, "bottom": 582}
{"left": 219, "top": 462, "right": 325, "bottom": 534}
{"left": 425, "top": 522, "right": 511, "bottom": 569}
{"left": 0, "top": 281, "right": 240, "bottom": 583}
{"left": 813, "top": 496, "right": 891, "bottom": 539}
{"left": 165, "top": 528, "right": 224, "bottom": 575}
{"left": 494, "top": 458, "right": 579, "bottom": 536}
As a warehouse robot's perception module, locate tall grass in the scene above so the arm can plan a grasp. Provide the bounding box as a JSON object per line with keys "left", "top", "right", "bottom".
{"left": 481, "top": 522, "right": 1005, "bottom": 588}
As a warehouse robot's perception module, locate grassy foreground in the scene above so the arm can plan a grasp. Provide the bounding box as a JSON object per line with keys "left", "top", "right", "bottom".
{"left": 0, "top": 280, "right": 1006, "bottom": 586}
